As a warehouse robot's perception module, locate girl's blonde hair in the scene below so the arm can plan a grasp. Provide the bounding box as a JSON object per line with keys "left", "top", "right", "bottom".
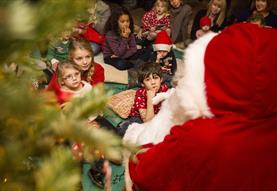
{"left": 155, "top": 0, "right": 169, "bottom": 14}
{"left": 68, "top": 39, "right": 94, "bottom": 83}
{"left": 56, "top": 60, "right": 82, "bottom": 86}
{"left": 207, "top": 0, "right": 227, "bottom": 26}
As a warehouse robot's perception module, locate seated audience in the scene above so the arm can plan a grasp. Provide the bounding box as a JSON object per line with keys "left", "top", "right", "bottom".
{"left": 237, "top": 0, "right": 277, "bottom": 28}
{"left": 191, "top": 0, "right": 227, "bottom": 40}
{"left": 169, "top": 0, "right": 192, "bottom": 46}
{"left": 136, "top": 0, "right": 171, "bottom": 48}
{"left": 196, "top": 16, "right": 212, "bottom": 38}
{"left": 117, "top": 63, "right": 168, "bottom": 136}
{"left": 47, "top": 39, "right": 104, "bottom": 104}
{"left": 150, "top": 30, "right": 177, "bottom": 87}
{"left": 103, "top": 6, "right": 149, "bottom": 70}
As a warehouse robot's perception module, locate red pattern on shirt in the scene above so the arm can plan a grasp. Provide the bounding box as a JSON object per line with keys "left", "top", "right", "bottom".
{"left": 141, "top": 9, "right": 170, "bottom": 33}
{"left": 129, "top": 84, "right": 169, "bottom": 117}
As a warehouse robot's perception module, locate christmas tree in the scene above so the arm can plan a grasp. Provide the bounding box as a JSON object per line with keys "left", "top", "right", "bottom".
{"left": 0, "top": 1, "right": 136, "bottom": 190}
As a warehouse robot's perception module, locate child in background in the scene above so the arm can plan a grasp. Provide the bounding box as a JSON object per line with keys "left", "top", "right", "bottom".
{"left": 55, "top": 60, "right": 92, "bottom": 107}
{"left": 46, "top": 30, "right": 71, "bottom": 70}
{"left": 56, "top": 61, "right": 110, "bottom": 189}
{"left": 72, "top": 21, "right": 105, "bottom": 56}
{"left": 137, "top": 0, "right": 171, "bottom": 48}
{"left": 151, "top": 30, "right": 177, "bottom": 87}
{"left": 117, "top": 63, "right": 168, "bottom": 136}
{"left": 86, "top": 0, "right": 111, "bottom": 55}
{"left": 102, "top": 6, "right": 137, "bottom": 70}
{"left": 103, "top": 6, "right": 151, "bottom": 70}
{"left": 47, "top": 39, "right": 105, "bottom": 104}
{"left": 196, "top": 16, "right": 212, "bottom": 38}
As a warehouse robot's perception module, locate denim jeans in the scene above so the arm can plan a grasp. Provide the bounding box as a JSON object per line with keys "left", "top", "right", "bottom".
{"left": 116, "top": 116, "right": 143, "bottom": 137}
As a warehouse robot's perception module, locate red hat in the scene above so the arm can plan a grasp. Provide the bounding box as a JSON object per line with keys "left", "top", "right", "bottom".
{"left": 153, "top": 31, "right": 172, "bottom": 52}
{"left": 200, "top": 16, "right": 211, "bottom": 27}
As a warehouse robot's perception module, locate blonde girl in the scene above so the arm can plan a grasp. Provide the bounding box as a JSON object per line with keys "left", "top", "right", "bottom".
{"left": 191, "top": 0, "right": 227, "bottom": 40}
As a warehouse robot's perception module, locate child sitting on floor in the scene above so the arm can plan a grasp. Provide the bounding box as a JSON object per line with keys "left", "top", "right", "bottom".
{"left": 137, "top": 0, "right": 171, "bottom": 48}
{"left": 56, "top": 60, "right": 111, "bottom": 188}
{"left": 150, "top": 30, "right": 177, "bottom": 87}
{"left": 55, "top": 60, "right": 92, "bottom": 108}
{"left": 46, "top": 30, "right": 72, "bottom": 70}
{"left": 117, "top": 63, "right": 168, "bottom": 136}
{"left": 102, "top": 6, "right": 137, "bottom": 70}
{"left": 196, "top": 16, "right": 212, "bottom": 39}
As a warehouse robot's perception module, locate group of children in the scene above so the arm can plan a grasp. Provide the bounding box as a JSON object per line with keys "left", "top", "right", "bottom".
{"left": 41, "top": 0, "right": 277, "bottom": 189}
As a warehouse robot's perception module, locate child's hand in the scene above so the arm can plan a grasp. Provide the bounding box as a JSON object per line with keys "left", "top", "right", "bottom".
{"left": 161, "top": 66, "right": 172, "bottom": 74}
{"left": 136, "top": 29, "right": 143, "bottom": 39}
{"left": 111, "top": 54, "right": 119, "bottom": 58}
{"left": 156, "top": 52, "right": 164, "bottom": 60}
{"left": 121, "top": 27, "right": 131, "bottom": 38}
{"left": 147, "top": 31, "right": 157, "bottom": 40}
{"left": 51, "top": 59, "right": 59, "bottom": 71}
{"left": 150, "top": 26, "right": 156, "bottom": 32}
{"left": 147, "top": 89, "right": 156, "bottom": 100}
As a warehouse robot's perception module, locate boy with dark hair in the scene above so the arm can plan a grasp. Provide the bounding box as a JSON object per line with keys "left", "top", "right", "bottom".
{"left": 117, "top": 63, "right": 168, "bottom": 136}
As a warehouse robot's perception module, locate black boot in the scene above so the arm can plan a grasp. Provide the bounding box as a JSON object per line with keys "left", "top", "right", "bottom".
{"left": 88, "top": 168, "right": 105, "bottom": 188}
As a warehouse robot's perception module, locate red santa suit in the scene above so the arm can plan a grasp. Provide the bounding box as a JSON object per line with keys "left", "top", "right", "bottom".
{"left": 128, "top": 23, "right": 277, "bottom": 191}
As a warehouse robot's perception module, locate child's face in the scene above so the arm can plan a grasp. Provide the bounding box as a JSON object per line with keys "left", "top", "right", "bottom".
{"left": 142, "top": 73, "right": 162, "bottom": 93}
{"left": 255, "top": 0, "right": 268, "bottom": 12}
{"left": 155, "top": 1, "right": 167, "bottom": 16}
{"left": 202, "top": 25, "right": 210, "bottom": 31}
{"left": 61, "top": 68, "right": 82, "bottom": 91}
{"left": 118, "top": 14, "right": 130, "bottom": 31}
{"left": 157, "top": 50, "right": 169, "bottom": 59}
{"left": 169, "top": 0, "right": 182, "bottom": 8}
{"left": 61, "top": 31, "right": 71, "bottom": 41}
{"left": 210, "top": 0, "right": 221, "bottom": 15}
{"left": 71, "top": 48, "right": 92, "bottom": 71}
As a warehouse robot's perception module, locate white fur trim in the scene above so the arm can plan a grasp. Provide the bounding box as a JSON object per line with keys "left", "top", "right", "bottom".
{"left": 153, "top": 44, "right": 172, "bottom": 52}
{"left": 172, "top": 32, "right": 217, "bottom": 123}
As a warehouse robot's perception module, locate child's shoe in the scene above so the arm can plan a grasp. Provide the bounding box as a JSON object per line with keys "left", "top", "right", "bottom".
{"left": 88, "top": 168, "right": 105, "bottom": 188}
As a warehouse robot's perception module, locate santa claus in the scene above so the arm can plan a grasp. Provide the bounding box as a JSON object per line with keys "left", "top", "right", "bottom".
{"left": 126, "top": 23, "right": 277, "bottom": 191}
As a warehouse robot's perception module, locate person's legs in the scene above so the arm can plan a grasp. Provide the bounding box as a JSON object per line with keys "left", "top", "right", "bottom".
{"left": 128, "top": 46, "right": 152, "bottom": 68}
{"left": 104, "top": 57, "right": 133, "bottom": 70}
{"left": 116, "top": 116, "right": 143, "bottom": 137}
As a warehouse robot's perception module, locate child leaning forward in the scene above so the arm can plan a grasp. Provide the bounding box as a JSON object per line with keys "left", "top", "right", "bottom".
{"left": 117, "top": 63, "right": 168, "bottom": 136}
